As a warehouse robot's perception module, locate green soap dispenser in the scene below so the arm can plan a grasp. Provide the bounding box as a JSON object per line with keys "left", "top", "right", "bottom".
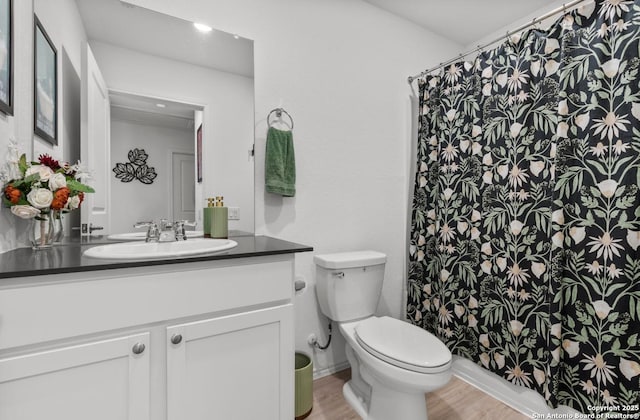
{"left": 211, "top": 196, "right": 228, "bottom": 239}
{"left": 203, "top": 198, "right": 215, "bottom": 238}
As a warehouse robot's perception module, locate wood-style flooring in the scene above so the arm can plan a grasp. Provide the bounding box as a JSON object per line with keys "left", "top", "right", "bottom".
{"left": 306, "top": 369, "right": 528, "bottom": 420}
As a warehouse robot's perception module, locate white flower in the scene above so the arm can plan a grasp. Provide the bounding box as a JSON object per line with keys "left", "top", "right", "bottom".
{"left": 545, "top": 38, "right": 559, "bottom": 54}
{"left": 25, "top": 164, "right": 54, "bottom": 182}
{"left": 575, "top": 113, "right": 590, "bottom": 131}
{"left": 545, "top": 60, "right": 560, "bottom": 76}
{"left": 620, "top": 358, "right": 640, "bottom": 380}
{"left": 481, "top": 67, "right": 493, "bottom": 79}
{"left": 10, "top": 205, "right": 41, "bottom": 219}
{"left": 530, "top": 161, "right": 544, "bottom": 177}
{"left": 557, "top": 100, "right": 569, "bottom": 115}
{"left": 470, "top": 227, "right": 480, "bottom": 240}
{"left": 557, "top": 122, "right": 569, "bottom": 138}
{"left": 510, "top": 123, "right": 523, "bottom": 138}
{"left": 534, "top": 368, "right": 546, "bottom": 385}
{"left": 530, "top": 60, "right": 541, "bottom": 76}
{"left": 446, "top": 109, "right": 457, "bottom": 121}
{"left": 459, "top": 140, "right": 469, "bottom": 153}
{"left": 597, "top": 179, "right": 619, "bottom": 198}
{"left": 602, "top": 59, "right": 621, "bottom": 78}
{"left": 497, "top": 165, "right": 509, "bottom": 178}
{"left": 508, "top": 263, "right": 529, "bottom": 287}
{"left": 612, "top": 140, "right": 629, "bottom": 155}
{"left": 587, "top": 231, "right": 624, "bottom": 261}
{"left": 563, "top": 340, "right": 580, "bottom": 358}
{"left": 480, "top": 260, "right": 492, "bottom": 274}
{"left": 592, "top": 300, "right": 612, "bottom": 320}
{"left": 468, "top": 295, "right": 478, "bottom": 309}
{"left": 482, "top": 171, "right": 493, "bottom": 184}
{"left": 482, "top": 83, "right": 492, "bottom": 96}
{"left": 26, "top": 188, "right": 54, "bottom": 209}
{"left": 599, "top": 0, "right": 633, "bottom": 20}
{"left": 480, "top": 353, "right": 490, "bottom": 368}
{"left": 510, "top": 320, "right": 524, "bottom": 337}
{"left": 479, "top": 334, "right": 490, "bottom": 347}
{"left": 507, "top": 68, "right": 528, "bottom": 93}
{"left": 494, "top": 353, "right": 505, "bottom": 369}
{"left": 581, "top": 353, "right": 617, "bottom": 386}
{"left": 510, "top": 220, "right": 524, "bottom": 235}
{"left": 496, "top": 73, "right": 508, "bottom": 87}
{"left": 591, "top": 142, "right": 606, "bottom": 157}
{"left": 48, "top": 173, "right": 67, "bottom": 191}
{"left": 472, "top": 125, "right": 482, "bottom": 137}
{"left": 444, "top": 64, "right": 462, "bottom": 84}
{"left": 457, "top": 221, "right": 468, "bottom": 233}
{"left": 593, "top": 112, "right": 630, "bottom": 141}
{"left": 627, "top": 230, "right": 640, "bottom": 250}
{"left": 66, "top": 195, "right": 81, "bottom": 210}
{"left": 442, "top": 188, "right": 454, "bottom": 200}
{"left": 551, "top": 323, "right": 562, "bottom": 339}
{"left": 552, "top": 209, "right": 564, "bottom": 225}
{"left": 471, "top": 210, "right": 481, "bottom": 222}
{"left": 552, "top": 232, "right": 564, "bottom": 248}
{"left": 481, "top": 242, "right": 492, "bottom": 255}
{"left": 467, "top": 314, "right": 477, "bottom": 328}
{"left": 532, "top": 262, "right": 546, "bottom": 278}
{"left": 570, "top": 227, "right": 586, "bottom": 244}
{"left": 454, "top": 304, "right": 465, "bottom": 318}
{"left": 496, "top": 257, "right": 507, "bottom": 272}
{"left": 632, "top": 102, "right": 640, "bottom": 121}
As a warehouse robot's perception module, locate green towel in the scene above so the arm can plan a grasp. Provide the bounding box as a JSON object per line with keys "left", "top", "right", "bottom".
{"left": 265, "top": 127, "right": 296, "bottom": 197}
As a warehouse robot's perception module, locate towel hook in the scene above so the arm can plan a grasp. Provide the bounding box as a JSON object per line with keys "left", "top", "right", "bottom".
{"left": 267, "top": 107, "right": 294, "bottom": 129}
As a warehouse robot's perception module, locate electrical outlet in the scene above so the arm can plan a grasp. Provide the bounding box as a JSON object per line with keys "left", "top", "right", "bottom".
{"left": 228, "top": 207, "right": 240, "bottom": 220}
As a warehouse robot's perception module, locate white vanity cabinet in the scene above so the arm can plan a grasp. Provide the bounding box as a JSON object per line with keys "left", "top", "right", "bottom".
{"left": 0, "top": 254, "right": 295, "bottom": 420}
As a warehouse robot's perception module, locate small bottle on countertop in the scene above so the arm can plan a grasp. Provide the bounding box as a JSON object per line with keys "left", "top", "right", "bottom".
{"left": 203, "top": 198, "right": 215, "bottom": 238}
{"left": 211, "top": 196, "right": 228, "bottom": 239}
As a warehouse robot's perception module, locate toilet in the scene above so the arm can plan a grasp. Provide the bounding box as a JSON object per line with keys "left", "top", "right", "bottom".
{"left": 314, "top": 251, "right": 452, "bottom": 420}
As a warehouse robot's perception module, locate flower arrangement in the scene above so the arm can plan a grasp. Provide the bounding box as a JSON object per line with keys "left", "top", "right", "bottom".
{"left": 2, "top": 148, "right": 94, "bottom": 221}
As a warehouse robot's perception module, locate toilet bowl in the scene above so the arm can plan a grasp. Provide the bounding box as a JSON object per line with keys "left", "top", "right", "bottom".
{"left": 314, "top": 251, "right": 452, "bottom": 420}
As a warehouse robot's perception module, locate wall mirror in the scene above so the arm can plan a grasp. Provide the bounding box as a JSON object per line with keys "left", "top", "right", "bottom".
{"left": 33, "top": 0, "right": 255, "bottom": 236}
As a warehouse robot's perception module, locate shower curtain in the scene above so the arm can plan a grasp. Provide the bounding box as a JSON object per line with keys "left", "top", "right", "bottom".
{"left": 407, "top": 0, "right": 640, "bottom": 413}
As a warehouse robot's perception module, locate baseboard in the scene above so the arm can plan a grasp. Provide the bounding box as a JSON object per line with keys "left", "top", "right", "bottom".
{"left": 313, "top": 361, "right": 350, "bottom": 380}
{"left": 451, "top": 356, "right": 580, "bottom": 417}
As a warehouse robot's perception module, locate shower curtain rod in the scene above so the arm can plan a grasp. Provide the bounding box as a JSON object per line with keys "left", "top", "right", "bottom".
{"left": 407, "top": 0, "right": 589, "bottom": 84}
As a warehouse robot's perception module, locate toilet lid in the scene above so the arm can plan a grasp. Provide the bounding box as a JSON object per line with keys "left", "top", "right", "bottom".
{"left": 355, "top": 316, "right": 452, "bottom": 374}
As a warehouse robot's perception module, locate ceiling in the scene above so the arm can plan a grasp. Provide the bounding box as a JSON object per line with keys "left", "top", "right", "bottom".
{"left": 363, "top": 0, "right": 561, "bottom": 46}
{"left": 109, "top": 91, "right": 197, "bottom": 131}
{"left": 75, "top": 0, "right": 254, "bottom": 77}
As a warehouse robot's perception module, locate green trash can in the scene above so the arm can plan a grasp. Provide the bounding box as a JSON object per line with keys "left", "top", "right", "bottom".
{"left": 295, "top": 352, "right": 313, "bottom": 419}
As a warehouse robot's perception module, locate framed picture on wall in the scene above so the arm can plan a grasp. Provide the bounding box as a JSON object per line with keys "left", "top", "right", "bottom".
{"left": 0, "top": 0, "right": 13, "bottom": 115}
{"left": 34, "top": 15, "right": 57, "bottom": 145}
{"left": 197, "top": 124, "right": 203, "bottom": 183}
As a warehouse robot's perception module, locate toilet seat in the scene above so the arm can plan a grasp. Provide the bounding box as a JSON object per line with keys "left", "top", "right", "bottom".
{"left": 354, "top": 316, "right": 451, "bottom": 374}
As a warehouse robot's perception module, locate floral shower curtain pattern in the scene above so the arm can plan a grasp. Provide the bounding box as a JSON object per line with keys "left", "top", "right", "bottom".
{"left": 407, "top": 0, "right": 640, "bottom": 413}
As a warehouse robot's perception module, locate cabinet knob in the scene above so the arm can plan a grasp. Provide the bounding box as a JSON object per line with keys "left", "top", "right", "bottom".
{"left": 132, "top": 342, "right": 146, "bottom": 355}
{"left": 171, "top": 334, "right": 183, "bottom": 345}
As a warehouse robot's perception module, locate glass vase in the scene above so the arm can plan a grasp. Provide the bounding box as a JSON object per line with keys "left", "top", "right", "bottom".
{"left": 29, "top": 213, "right": 55, "bottom": 250}
{"left": 51, "top": 210, "right": 64, "bottom": 244}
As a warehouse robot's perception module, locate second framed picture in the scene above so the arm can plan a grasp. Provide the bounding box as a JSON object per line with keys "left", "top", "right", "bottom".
{"left": 0, "top": 0, "right": 13, "bottom": 115}
{"left": 34, "top": 15, "right": 57, "bottom": 145}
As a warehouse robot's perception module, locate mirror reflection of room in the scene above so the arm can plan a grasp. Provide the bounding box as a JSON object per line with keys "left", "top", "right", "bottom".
{"left": 32, "top": 0, "right": 255, "bottom": 237}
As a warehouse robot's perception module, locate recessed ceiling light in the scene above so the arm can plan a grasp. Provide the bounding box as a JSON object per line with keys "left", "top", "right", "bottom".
{"left": 193, "top": 22, "right": 213, "bottom": 33}
{"left": 156, "top": 103, "right": 166, "bottom": 108}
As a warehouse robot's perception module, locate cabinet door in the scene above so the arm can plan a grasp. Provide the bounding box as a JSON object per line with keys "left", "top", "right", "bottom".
{"left": 167, "top": 305, "right": 294, "bottom": 420}
{"left": 0, "top": 333, "right": 150, "bottom": 420}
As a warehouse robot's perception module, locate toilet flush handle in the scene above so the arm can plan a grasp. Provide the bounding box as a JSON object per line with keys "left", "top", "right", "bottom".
{"left": 332, "top": 271, "right": 344, "bottom": 278}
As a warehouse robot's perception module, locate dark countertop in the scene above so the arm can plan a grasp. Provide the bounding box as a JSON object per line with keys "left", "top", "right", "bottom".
{"left": 0, "top": 235, "right": 313, "bottom": 279}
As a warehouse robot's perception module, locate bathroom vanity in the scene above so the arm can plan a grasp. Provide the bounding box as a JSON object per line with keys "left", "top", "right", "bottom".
{"left": 0, "top": 236, "right": 311, "bottom": 420}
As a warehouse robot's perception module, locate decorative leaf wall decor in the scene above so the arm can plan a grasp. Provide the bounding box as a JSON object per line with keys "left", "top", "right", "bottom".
{"left": 112, "top": 148, "right": 157, "bottom": 184}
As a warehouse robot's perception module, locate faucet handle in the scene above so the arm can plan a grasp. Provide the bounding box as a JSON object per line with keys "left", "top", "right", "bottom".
{"left": 134, "top": 221, "right": 160, "bottom": 242}
{"left": 160, "top": 219, "right": 173, "bottom": 230}
{"left": 173, "top": 220, "right": 196, "bottom": 241}
{"left": 134, "top": 221, "right": 154, "bottom": 228}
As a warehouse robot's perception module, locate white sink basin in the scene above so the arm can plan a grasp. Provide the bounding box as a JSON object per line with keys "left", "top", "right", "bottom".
{"left": 83, "top": 238, "right": 237, "bottom": 260}
{"left": 107, "top": 231, "right": 204, "bottom": 241}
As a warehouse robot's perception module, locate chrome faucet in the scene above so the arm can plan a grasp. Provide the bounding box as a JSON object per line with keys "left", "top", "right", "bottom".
{"left": 134, "top": 221, "right": 160, "bottom": 242}
{"left": 135, "top": 219, "right": 196, "bottom": 242}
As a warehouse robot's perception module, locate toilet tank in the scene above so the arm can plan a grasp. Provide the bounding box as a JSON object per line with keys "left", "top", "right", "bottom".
{"left": 314, "top": 251, "right": 387, "bottom": 322}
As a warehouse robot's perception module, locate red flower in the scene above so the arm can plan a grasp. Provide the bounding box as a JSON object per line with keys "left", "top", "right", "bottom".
{"left": 38, "top": 154, "right": 61, "bottom": 171}
{"left": 4, "top": 184, "right": 21, "bottom": 204}
{"left": 78, "top": 192, "right": 85, "bottom": 204}
{"left": 51, "top": 187, "right": 70, "bottom": 210}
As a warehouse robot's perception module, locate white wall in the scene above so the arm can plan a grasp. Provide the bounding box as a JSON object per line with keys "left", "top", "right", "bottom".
{"left": 89, "top": 41, "right": 255, "bottom": 234}
{"left": 110, "top": 117, "right": 193, "bottom": 234}
{"left": 126, "top": 0, "right": 462, "bottom": 375}
{"left": 0, "top": 0, "right": 86, "bottom": 252}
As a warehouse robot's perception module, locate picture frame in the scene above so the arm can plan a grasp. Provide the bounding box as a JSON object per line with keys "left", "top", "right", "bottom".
{"left": 0, "top": 0, "right": 13, "bottom": 115}
{"left": 34, "top": 15, "right": 57, "bottom": 145}
{"left": 197, "top": 124, "right": 203, "bottom": 183}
